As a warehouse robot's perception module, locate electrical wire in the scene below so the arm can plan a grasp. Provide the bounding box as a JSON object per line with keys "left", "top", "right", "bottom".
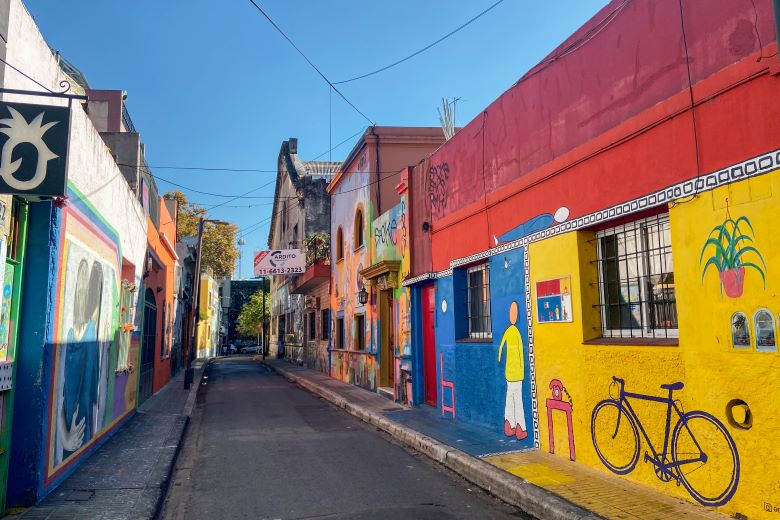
{"left": 514, "top": 0, "right": 632, "bottom": 87}
{"left": 0, "top": 55, "right": 54, "bottom": 93}
{"left": 115, "top": 127, "right": 366, "bottom": 174}
{"left": 334, "top": 0, "right": 506, "bottom": 85}
{"left": 247, "top": 0, "right": 374, "bottom": 125}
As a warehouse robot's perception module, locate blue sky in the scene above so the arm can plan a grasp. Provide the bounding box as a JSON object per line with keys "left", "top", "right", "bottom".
{"left": 24, "top": 0, "right": 608, "bottom": 278}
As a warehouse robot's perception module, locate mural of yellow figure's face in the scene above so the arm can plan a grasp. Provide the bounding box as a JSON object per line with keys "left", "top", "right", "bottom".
{"left": 509, "top": 301, "right": 518, "bottom": 325}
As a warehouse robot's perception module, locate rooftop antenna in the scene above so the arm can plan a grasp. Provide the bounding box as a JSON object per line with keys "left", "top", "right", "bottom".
{"left": 438, "top": 97, "right": 459, "bottom": 140}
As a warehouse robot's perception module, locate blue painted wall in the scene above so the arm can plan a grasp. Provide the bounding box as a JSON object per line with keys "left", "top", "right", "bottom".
{"left": 8, "top": 201, "right": 59, "bottom": 506}
{"left": 433, "top": 248, "right": 534, "bottom": 448}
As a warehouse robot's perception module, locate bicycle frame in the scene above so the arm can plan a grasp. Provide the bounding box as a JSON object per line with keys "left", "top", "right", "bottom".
{"left": 612, "top": 381, "right": 707, "bottom": 480}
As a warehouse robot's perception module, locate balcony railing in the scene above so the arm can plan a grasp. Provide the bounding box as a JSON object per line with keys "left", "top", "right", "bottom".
{"left": 122, "top": 103, "right": 137, "bottom": 133}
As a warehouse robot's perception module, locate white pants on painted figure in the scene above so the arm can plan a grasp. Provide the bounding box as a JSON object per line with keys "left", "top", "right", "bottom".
{"left": 505, "top": 380, "right": 526, "bottom": 431}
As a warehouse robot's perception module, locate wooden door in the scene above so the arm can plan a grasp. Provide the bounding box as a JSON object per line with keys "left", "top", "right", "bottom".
{"left": 422, "top": 284, "right": 437, "bottom": 406}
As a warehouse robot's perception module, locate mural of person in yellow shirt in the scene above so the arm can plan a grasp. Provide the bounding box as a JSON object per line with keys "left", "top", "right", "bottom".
{"left": 497, "top": 301, "right": 527, "bottom": 440}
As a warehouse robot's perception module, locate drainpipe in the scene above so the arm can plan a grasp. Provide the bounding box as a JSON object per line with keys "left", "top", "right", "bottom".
{"left": 773, "top": 0, "right": 780, "bottom": 64}
{"left": 370, "top": 127, "right": 381, "bottom": 216}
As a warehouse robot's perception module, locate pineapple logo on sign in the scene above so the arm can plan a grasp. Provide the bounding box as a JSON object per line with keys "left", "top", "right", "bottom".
{"left": 0, "top": 102, "right": 70, "bottom": 196}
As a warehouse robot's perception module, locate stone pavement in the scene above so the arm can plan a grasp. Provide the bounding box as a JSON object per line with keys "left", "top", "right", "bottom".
{"left": 265, "top": 360, "right": 730, "bottom": 520}
{"left": 4, "top": 361, "right": 205, "bottom": 520}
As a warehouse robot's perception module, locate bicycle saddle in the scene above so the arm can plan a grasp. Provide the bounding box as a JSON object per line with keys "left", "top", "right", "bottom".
{"left": 660, "top": 382, "right": 684, "bottom": 391}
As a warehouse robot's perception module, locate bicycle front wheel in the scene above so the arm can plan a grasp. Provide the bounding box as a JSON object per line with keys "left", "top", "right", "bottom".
{"left": 671, "top": 411, "right": 739, "bottom": 507}
{"left": 591, "top": 400, "right": 640, "bottom": 475}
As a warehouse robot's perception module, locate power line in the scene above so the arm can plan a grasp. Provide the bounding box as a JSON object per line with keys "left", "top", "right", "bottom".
{"left": 206, "top": 179, "right": 276, "bottom": 211}
{"left": 334, "top": 0, "right": 506, "bottom": 85}
{"left": 115, "top": 127, "right": 366, "bottom": 174}
{"left": 0, "top": 55, "right": 54, "bottom": 93}
{"left": 311, "top": 127, "right": 366, "bottom": 161}
{"left": 152, "top": 173, "right": 277, "bottom": 198}
{"left": 247, "top": 0, "right": 374, "bottom": 125}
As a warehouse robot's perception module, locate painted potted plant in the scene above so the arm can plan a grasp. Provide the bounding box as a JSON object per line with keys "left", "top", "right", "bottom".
{"left": 700, "top": 215, "right": 766, "bottom": 298}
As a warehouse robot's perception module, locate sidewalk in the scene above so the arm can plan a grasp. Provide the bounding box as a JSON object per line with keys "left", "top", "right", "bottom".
{"left": 6, "top": 361, "right": 206, "bottom": 520}
{"left": 264, "top": 360, "right": 729, "bottom": 520}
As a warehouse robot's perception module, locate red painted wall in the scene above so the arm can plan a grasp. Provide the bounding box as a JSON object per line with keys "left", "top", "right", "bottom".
{"left": 418, "top": 0, "right": 779, "bottom": 271}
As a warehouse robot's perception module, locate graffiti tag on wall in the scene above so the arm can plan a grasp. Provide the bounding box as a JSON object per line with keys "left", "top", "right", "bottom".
{"left": 428, "top": 162, "right": 449, "bottom": 217}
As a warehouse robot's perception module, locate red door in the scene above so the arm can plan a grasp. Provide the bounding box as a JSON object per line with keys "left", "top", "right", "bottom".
{"left": 422, "top": 285, "right": 437, "bottom": 406}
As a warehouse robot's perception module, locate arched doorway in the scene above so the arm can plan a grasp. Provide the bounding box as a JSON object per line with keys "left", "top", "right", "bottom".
{"left": 138, "top": 288, "right": 157, "bottom": 404}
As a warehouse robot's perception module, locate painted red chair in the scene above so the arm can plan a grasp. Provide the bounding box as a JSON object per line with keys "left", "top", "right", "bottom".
{"left": 546, "top": 379, "right": 575, "bottom": 461}
{"left": 440, "top": 353, "right": 455, "bottom": 419}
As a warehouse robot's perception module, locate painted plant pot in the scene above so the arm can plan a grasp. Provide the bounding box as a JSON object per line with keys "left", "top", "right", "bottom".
{"left": 719, "top": 267, "right": 745, "bottom": 298}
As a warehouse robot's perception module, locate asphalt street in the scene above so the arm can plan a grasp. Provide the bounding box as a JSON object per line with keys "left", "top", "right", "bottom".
{"left": 161, "top": 356, "right": 528, "bottom": 520}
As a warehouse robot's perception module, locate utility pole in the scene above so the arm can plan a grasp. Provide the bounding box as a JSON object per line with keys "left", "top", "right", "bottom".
{"left": 261, "top": 275, "right": 266, "bottom": 360}
{"left": 185, "top": 216, "right": 229, "bottom": 389}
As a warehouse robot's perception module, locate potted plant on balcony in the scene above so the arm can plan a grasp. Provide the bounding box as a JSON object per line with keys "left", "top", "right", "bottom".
{"left": 304, "top": 232, "right": 330, "bottom": 267}
{"left": 700, "top": 215, "right": 766, "bottom": 298}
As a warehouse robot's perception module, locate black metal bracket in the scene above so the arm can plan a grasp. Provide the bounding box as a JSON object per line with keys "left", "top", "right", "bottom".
{"left": 0, "top": 81, "right": 88, "bottom": 101}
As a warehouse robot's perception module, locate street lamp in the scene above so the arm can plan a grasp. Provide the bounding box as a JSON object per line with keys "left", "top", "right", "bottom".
{"left": 185, "top": 217, "right": 230, "bottom": 389}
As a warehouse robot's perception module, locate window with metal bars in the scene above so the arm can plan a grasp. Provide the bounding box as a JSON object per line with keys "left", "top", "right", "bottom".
{"left": 596, "top": 214, "right": 678, "bottom": 339}
{"left": 466, "top": 263, "right": 492, "bottom": 339}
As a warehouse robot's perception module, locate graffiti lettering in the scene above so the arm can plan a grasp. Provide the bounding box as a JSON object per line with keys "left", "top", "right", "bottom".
{"left": 428, "top": 162, "right": 449, "bottom": 216}
{"left": 374, "top": 219, "right": 397, "bottom": 248}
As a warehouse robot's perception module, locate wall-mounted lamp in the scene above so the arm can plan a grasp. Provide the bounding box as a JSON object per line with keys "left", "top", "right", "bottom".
{"left": 357, "top": 286, "right": 368, "bottom": 305}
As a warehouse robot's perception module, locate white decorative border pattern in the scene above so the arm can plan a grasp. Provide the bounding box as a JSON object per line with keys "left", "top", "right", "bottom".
{"left": 524, "top": 247, "right": 540, "bottom": 448}
{"left": 404, "top": 147, "right": 780, "bottom": 286}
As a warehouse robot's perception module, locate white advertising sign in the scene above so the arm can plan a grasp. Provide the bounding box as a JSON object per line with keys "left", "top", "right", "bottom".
{"left": 253, "top": 249, "right": 305, "bottom": 276}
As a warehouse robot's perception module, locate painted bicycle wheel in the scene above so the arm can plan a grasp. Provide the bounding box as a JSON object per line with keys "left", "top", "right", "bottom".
{"left": 671, "top": 410, "right": 739, "bottom": 507}
{"left": 591, "top": 399, "right": 640, "bottom": 475}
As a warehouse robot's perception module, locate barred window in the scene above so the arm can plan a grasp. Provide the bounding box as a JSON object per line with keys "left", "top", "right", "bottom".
{"left": 467, "top": 263, "right": 492, "bottom": 339}
{"left": 596, "top": 214, "right": 677, "bottom": 339}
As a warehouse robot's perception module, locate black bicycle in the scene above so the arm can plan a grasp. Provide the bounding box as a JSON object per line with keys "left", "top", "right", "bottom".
{"left": 591, "top": 376, "right": 739, "bottom": 507}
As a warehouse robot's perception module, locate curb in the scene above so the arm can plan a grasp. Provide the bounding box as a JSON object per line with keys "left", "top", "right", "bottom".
{"left": 265, "top": 362, "right": 605, "bottom": 520}
{"left": 152, "top": 362, "right": 208, "bottom": 520}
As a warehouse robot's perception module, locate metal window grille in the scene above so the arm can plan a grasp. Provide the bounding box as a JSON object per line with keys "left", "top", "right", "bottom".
{"left": 466, "top": 263, "right": 492, "bottom": 339}
{"left": 596, "top": 214, "right": 678, "bottom": 339}
{"left": 355, "top": 314, "right": 366, "bottom": 350}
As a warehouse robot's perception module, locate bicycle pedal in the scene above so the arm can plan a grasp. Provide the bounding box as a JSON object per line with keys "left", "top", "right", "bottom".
{"left": 643, "top": 452, "right": 651, "bottom": 463}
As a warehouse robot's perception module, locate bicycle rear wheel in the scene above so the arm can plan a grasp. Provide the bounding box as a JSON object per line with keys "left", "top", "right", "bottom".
{"left": 671, "top": 411, "right": 739, "bottom": 507}
{"left": 591, "top": 400, "right": 640, "bottom": 475}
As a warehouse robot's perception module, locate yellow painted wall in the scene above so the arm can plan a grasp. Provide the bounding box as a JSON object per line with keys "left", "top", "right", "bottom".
{"left": 197, "top": 275, "right": 214, "bottom": 358}
{"left": 529, "top": 170, "right": 779, "bottom": 519}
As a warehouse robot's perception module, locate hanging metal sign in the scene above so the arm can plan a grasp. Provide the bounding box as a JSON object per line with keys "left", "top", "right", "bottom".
{"left": 0, "top": 101, "right": 70, "bottom": 197}
{"left": 254, "top": 249, "right": 304, "bottom": 276}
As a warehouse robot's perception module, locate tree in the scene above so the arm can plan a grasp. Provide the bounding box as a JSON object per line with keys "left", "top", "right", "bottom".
{"left": 236, "top": 289, "right": 270, "bottom": 339}
{"left": 164, "top": 191, "right": 239, "bottom": 278}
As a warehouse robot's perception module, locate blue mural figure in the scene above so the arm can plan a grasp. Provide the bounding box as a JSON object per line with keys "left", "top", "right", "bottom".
{"left": 498, "top": 301, "right": 527, "bottom": 440}
{"left": 56, "top": 259, "right": 103, "bottom": 465}
{"left": 496, "top": 207, "right": 569, "bottom": 244}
